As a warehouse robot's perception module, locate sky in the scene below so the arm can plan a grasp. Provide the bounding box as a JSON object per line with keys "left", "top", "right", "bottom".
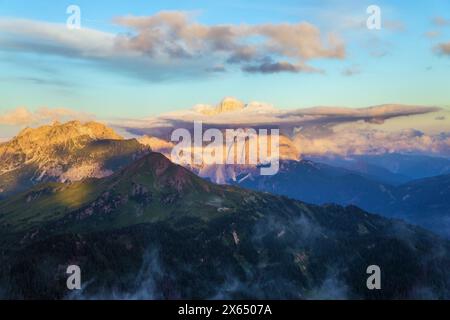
{"left": 0, "top": 0, "right": 450, "bottom": 117}
{"left": 0, "top": 0, "right": 449, "bottom": 121}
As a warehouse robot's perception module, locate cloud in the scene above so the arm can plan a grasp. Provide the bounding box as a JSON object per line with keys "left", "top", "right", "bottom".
{"left": 0, "top": 18, "right": 117, "bottom": 58}
{"left": 0, "top": 76, "right": 73, "bottom": 87}
{"left": 114, "top": 12, "right": 345, "bottom": 62}
{"left": 0, "top": 107, "right": 94, "bottom": 126}
{"left": 0, "top": 12, "right": 346, "bottom": 79}
{"left": 434, "top": 42, "right": 450, "bottom": 56}
{"left": 341, "top": 65, "right": 361, "bottom": 76}
{"left": 118, "top": 100, "right": 440, "bottom": 132}
{"left": 294, "top": 128, "right": 450, "bottom": 157}
{"left": 242, "top": 61, "right": 323, "bottom": 74}
{"left": 360, "top": 34, "right": 390, "bottom": 58}
{"left": 112, "top": 97, "right": 445, "bottom": 157}
{"left": 424, "top": 31, "right": 441, "bottom": 39}
{"left": 0, "top": 107, "right": 33, "bottom": 126}
{"left": 206, "top": 65, "right": 226, "bottom": 73}
{"left": 2, "top": 99, "right": 445, "bottom": 158}
{"left": 432, "top": 16, "right": 450, "bottom": 27}
{"left": 384, "top": 20, "right": 406, "bottom": 32}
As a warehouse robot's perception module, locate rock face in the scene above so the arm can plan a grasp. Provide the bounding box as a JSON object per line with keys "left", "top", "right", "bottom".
{"left": 138, "top": 133, "right": 300, "bottom": 184}
{"left": 138, "top": 135, "right": 174, "bottom": 154}
{"left": 0, "top": 121, "right": 121, "bottom": 172}
{"left": 197, "top": 97, "right": 246, "bottom": 115}
{"left": 216, "top": 97, "right": 245, "bottom": 114}
{"left": 0, "top": 121, "right": 150, "bottom": 198}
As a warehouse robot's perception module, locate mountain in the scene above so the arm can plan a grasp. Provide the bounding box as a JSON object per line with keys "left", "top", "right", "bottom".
{"left": 1, "top": 153, "right": 450, "bottom": 299}
{"left": 307, "top": 156, "right": 410, "bottom": 185}
{"left": 388, "top": 174, "right": 450, "bottom": 236}
{"left": 233, "top": 160, "right": 450, "bottom": 237}
{"left": 233, "top": 159, "right": 396, "bottom": 209}
{"left": 131, "top": 134, "right": 450, "bottom": 237}
{"left": 145, "top": 133, "right": 300, "bottom": 184}
{"left": 196, "top": 97, "right": 246, "bottom": 115}
{"left": 358, "top": 153, "right": 450, "bottom": 180}
{"left": 0, "top": 121, "right": 151, "bottom": 198}
{"left": 311, "top": 153, "right": 450, "bottom": 184}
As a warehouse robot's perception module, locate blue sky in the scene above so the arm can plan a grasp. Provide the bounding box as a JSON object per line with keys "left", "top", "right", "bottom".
{"left": 0, "top": 0, "right": 449, "bottom": 119}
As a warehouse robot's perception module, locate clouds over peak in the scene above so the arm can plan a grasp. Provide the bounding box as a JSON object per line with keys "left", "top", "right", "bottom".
{"left": 113, "top": 98, "right": 447, "bottom": 157}
{"left": 0, "top": 107, "right": 93, "bottom": 126}
{"left": 434, "top": 42, "right": 450, "bottom": 56}
{"left": 1, "top": 100, "right": 447, "bottom": 158}
{"left": 0, "top": 11, "right": 346, "bottom": 79}
{"left": 115, "top": 96, "right": 441, "bottom": 135}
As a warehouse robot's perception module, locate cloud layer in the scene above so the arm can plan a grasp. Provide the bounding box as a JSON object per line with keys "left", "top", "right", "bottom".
{"left": 0, "top": 11, "right": 345, "bottom": 80}
{"left": 119, "top": 99, "right": 440, "bottom": 131}
{"left": 0, "top": 107, "right": 93, "bottom": 126}
{"left": 1, "top": 99, "right": 448, "bottom": 157}
{"left": 113, "top": 98, "right": 448, "bottom": 157}
{"left": 294, "top": 128, "right": 450, "bottom": 157}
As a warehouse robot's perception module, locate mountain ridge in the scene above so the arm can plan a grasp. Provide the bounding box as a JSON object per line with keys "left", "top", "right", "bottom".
{"left": 0, "top": 121, "right": 150, "bottom": 198}
{"left": 1, "top": 151, "right": 450, "bottom": 299}
{"left": 234, "top": 159, "right": 450, "bottom": 236}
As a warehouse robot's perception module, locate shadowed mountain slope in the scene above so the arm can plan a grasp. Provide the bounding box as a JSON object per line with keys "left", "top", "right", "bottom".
{"left": 1, "top": 153, "right": 450, "bottom": 299}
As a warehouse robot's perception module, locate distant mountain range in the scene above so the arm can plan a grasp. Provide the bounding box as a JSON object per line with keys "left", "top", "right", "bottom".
{"left": 309, "top": 154, "right": 450, "bottom": 185}
{"left": 233, "top": 160, "right": 450, "bottom": 237}
{"left": 1, "top": 152, "right": 450, "bottom": 299}
{"left": 2, "top": 121, "right": 448, "bottom": 237}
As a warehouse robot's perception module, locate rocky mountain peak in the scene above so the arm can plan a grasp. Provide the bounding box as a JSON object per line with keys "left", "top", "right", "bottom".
{"left": 15, "top": 120, "right": 122, "bottom": 142}
{"left": 196, "top": 97, "right": 246, "bottom": 116}
{"left": 1, "top": 121, "right": 123, "bottom": 162}
{"left": 0, "top": 121, "right": 148, "bottom": 196}
{"left": 216, "top": 97, "right": 245, "bottom": 114}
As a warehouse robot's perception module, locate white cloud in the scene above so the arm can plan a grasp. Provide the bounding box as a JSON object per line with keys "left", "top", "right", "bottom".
{"left": 117, "top": 98, "right": 440, "bottom": 130}
{"left": 294, "top": 127, "right": 450, "bottom": 157}
{"left": 113, "top": 97, "right": 447, "bottom": 156}
{"left": 0, "top": 107, "right": 94, "bottom": 126}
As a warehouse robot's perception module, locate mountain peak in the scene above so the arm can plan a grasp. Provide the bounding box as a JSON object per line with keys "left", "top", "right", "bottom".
{"left": 196, "top": 97, "right": 246, "bottom": 116}
{"left": 14, "top": 120, "right": 122, "bottom": 141}
{"left": 0, "top": 121, "right": 143, "bottom": 194}
{"left": 117, "top": 152, "right": 211, "bottom": 193}
{"left": 217, "top": 97, "right": 245, "bottom": 113}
